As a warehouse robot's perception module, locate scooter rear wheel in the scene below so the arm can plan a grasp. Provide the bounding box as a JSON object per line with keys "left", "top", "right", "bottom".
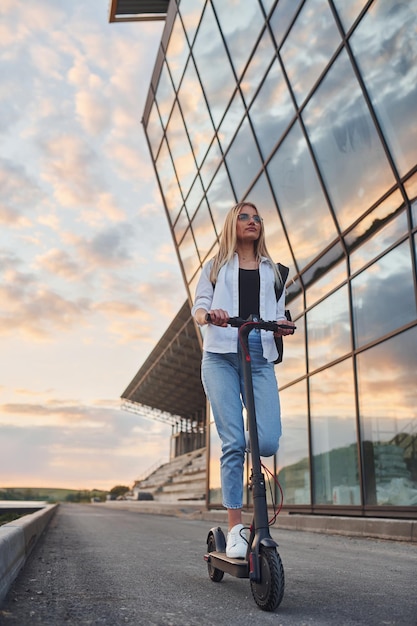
{"left": 207, "top": 535, "right": 224, "bottom": 582}
{"left": 250, "top": 546, "right": 284, "bottom": 611}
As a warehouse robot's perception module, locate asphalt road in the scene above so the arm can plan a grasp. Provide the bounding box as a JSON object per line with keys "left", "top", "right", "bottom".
{"left": 0, "top": 504, "right": 416, "bottom": 625}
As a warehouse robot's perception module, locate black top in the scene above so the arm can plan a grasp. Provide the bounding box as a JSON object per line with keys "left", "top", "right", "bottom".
{"left": 239, "top": 268, "right": 260, "bottom": 320}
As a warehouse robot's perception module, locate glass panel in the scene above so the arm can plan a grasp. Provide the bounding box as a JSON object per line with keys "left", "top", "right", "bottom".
{"left": 208, "top": 410, "right": 222, "bottom": 506}
{"left": 350, "top": 1, "right": 417, "bottom": 177}
{"left": 178, "top": 58, "right": 214, "bottom": 167}
{"left": 303, "top": 50, "right": 396, "bottom": 232}
{"left": 173, "top": 207, "right": 190, "bottom": 244}
{"left": 413, "top": 200, "right": 417, "bottom": 228}
{"left": 302, "top": 242, "right": 345, "bottom": 289}
{"left": 165, "top": 102, "right": 196, "bottom": 199}
{"left": 306, "top": 259, "right": 347, "bottom": 309}
{"left": 156, "top": 140, "right": 183, "bottom": 222}
{"left": 240, "top": 28, "right": 275, "bottom": 107}
{"left": 244, "top": 173, "right": 292, "bottom": 266}
{"left": 146, "top": 101, "right": 163, "bottom": 160}
{"left": 269, "top": 0, "right": 303, "bottom": 48}
{"left": 260, "top": 0, "right": 276, "bottom": 18}
{"left": 178, "top": 227, "right": 199, "bottom": 282}
{"left": 225, "top": 117, "right": 262, "bottom": 199}
{"left": 206, "top": 163, "right": 235, "bottom": 235}
{"left": 218, "top": 90, "right": 245, "bottom": 153}
{"left": 357, "top": 329, "right": 417, "bottom": 506}
{"left": 193, "top": 2, "right": 236, "bottom": 128}
{"left": 184, "top": 175, "right": 204, "bottom": 219}
{"left": 267, "top": 121, "right": 337, "bottom": 270}
{"left": 191, "top": 199, "right": 217, "bottom": 262}
{"left": 280, "top": 0, "right": 340, "bottom": 106}
{"left": 349, "top": 209, "right": 408, "bottom": 275}
{"left": 332, "top": 0, "right": 367, "bottom": 32}
{"left": 310, "top": 360, "right": 360, "bottom": 506}
{"left": 307, "top": 286, "right": 351, "bottom": 371}
{"left": 352, "top": 242, "right": 417, "bottom": 348}
{"left": 277, "top": 380, "right": 310, "bottom": 505}
{"left": 249, "top": 58, "right": 295, "bottom": 160}
{"left": 165, "top": 13, "right": 189, "bottom": 90}
{"left": 179, "top": 0, "right": 204, "bottom": 46}
{"left": 404, "top": 171, "right": 417, "bottom": 206}
{"left": 345, "top": 190, "right": 404, "bottom": 253}
{"left": 155, "top": 61, "right": 175, "bottom": 127}
{"left": 277, "top": 312, "right": 306, "bottom": 386}
{"left": 199, "top": 137, "right": 222, "bottom": 191}
{"left": 212, "top": 0, "right": 264, "bottom": 80}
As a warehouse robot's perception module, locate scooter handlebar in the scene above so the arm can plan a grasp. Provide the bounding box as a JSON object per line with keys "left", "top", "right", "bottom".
{"left": 205, "top": 314, "right": 296, "bottom": 334}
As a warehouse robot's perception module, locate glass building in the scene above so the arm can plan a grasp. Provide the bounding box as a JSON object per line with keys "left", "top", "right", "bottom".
{"left": 116, "top": 0, "right": 417, "bottom": 518}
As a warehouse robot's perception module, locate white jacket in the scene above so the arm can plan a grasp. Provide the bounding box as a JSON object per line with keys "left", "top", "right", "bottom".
{"left": 191, "top": 253, "right": 286, "bottom": 362}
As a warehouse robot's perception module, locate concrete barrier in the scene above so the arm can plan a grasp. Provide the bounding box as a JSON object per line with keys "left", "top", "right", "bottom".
{"left": 0, "top": 504, "right": 58, "bottom": 604}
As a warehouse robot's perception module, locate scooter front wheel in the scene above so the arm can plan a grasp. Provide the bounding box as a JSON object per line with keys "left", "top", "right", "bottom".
{"left": 250, "top": 546, "right": 284, "bottom": 611}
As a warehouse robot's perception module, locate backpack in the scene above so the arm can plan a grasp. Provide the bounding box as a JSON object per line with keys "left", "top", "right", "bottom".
{"left": 274, "top": 263, "right": 291, "bottom": 365}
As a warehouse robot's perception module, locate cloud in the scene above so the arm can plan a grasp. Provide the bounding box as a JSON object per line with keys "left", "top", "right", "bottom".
{"left": 0, "top": 158, "right": 44, "bottom": 226}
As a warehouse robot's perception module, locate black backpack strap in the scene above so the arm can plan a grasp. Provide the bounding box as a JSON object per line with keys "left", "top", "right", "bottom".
{"left": 275, "top": 263, "right": 289, "bottom": 301}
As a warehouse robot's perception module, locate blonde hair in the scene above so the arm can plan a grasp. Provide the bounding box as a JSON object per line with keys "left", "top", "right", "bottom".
{"left": 209, "top": 202, "right": 283, "bottom": 291}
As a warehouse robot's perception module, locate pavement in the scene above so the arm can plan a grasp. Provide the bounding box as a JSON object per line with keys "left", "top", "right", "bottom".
{"left": 0, "top": 499, "right": 415, "bottom": 610}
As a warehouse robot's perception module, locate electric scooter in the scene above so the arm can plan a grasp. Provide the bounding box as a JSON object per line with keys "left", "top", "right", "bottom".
{"left": 203, "top": 315, "right": 295, "bottom": 612}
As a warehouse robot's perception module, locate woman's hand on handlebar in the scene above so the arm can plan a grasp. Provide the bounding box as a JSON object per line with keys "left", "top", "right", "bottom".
{"left": 205, "top": 309, "right": 229, "bottom": 327}
{"left": 274, "top": 319, "right": 296, "bottom": 336}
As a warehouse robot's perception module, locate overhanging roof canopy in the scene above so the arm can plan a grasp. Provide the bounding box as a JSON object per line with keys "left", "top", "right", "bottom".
{"left": 121, "top": 301, "right": 206, "bottom": 422}
{"left": 108, "top": 0, "right": 169, "bottom": 22}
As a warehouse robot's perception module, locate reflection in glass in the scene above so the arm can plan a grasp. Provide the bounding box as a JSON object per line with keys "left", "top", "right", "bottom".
{"left": 225, "top": 117, "right": 262, "bottom": 200}
{"left": 191, "top": 199, "right": 217, "bottom": 263}
{"left": 277, "top": 380, "right": 310, "bottom": 505}
{"left": 249, "top": 59, "right": 295, "bottom": 160}
{"left": 178, "top": 227, "right": 199, "bottom": 282}
{"left": 146, "top": 102, "right": 163, "bottom": 160}
{"left": 212, "top": 0, "right": 264, "bottom": 79}
{"left": 173, "top": 207, "right": 189, "bottom": 244}
{"left": 303, "top": 50, "right": 395, "bottom": 232}
{"left": 332, "top": 0, "right": 367, "bottom": 32}
{"left": 179, "top": 0, "right": 204, "bottom": 46}
{"left": 269, "top": 0, "right": 303, "bottom": 48}
{"left": 357, "top": 329, "right": 417, "bottom": 506}
{"left": 349, "top": 208, "right": 408, "bottom": 275}
{"left": 306, "top": 259, "right": 347, "bottom": 309}
{"left": 302, "top": 242, "right": 345, "bottom": 290}
{"left": 184, "top": 175, "right": 204, "bottom": 220}
{"left": 155, "top": 61, "right": 175, "bottom": 127}
{"left": 165, "top": 102, "right": 196, "bottom": 199}
{"left": 280, "top": 0, "right": 340, "bottom": 106}
{"left": 199, "top": 137, "right": 222, "bottom": 191}
{"left": 307, "top": 285, "right": 350, "bottom": 372}
{"left": 156, "top": 140, "right": 183, "bottom": 223}
{"left": 350, "top": 1, "right": 417, "bottom": 177}
{"left": 245, "top": 173, "right": 292, "bottom": 265}
{"left": 193, "top": 2, "right": 236, "bottom": 127}
{"left": 178, "top": 59, "right": 213, "bottom": 167}
{"left": 240, "top": 28, "right": 275, "bottom": 107}
{"left": 206, "top": 163, "right": 235, "bottom": 234}
{"left": 218, "top": 90, "right": 245, "bottom": 153}
{"left": 310, "top": 360, "right": 360, "bottom": 506}
{"left": 165, "top": 13, "right": 189, "bottom": 90}
{"left": 352, "top": 242, "right": 417, "bottom": 348}
{"left": 208, "top": 411, "right": 222, "bottom": 506}
{"left": 267, "top": 121, "right": 336, "bottom": 270}
{"left": 413, "top": 200, "right": 417, "bottom": 228}
{"left": 404, "top": 173, "right": 417, "bottom": 208}
{"left": 277, "top": 313, "right": 305, "bottom": 387}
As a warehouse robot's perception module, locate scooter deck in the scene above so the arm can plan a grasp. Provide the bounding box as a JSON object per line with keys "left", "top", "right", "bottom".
{"left": 204, "top": 550, "right": 249, "bottom": 578}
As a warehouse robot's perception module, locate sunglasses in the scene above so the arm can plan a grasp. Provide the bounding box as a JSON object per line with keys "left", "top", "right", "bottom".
{"left": 237, "top": 213, "right": 262, "bottom": 224}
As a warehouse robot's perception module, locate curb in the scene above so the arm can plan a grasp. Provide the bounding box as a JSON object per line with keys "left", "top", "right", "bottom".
{"left": 0, "top": 504, "right": 58, "bottom": 604}
{"left": 102, "top": 501, "right": 417, "bottom": 543}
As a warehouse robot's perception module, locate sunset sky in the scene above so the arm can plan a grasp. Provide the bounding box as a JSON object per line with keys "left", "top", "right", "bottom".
{"left": 0, "top": 0, "right": 187, "bottom": 490}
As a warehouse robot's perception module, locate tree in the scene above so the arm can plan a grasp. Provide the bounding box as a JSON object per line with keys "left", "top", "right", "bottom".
{"left": 109, "top": 485, "right": 130, "bottom": 499}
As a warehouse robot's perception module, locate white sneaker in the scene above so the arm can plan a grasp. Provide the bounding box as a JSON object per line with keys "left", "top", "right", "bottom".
{"left": 226, "top": 523, "right": 248, "bottom": 559}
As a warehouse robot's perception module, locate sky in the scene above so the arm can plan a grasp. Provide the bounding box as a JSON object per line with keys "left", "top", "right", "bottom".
{"left": 0, "top": 0, "right": 187, "bottom": 491}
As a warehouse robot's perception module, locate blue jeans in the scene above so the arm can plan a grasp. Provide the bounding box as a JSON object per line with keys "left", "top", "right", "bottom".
{"left": 201, "top": 331, "right": 281, "bottom": 509}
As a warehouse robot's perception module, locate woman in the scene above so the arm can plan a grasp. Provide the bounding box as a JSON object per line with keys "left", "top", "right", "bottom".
{"left": 192, "top": 202, "right": 294, "bottom": 558}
